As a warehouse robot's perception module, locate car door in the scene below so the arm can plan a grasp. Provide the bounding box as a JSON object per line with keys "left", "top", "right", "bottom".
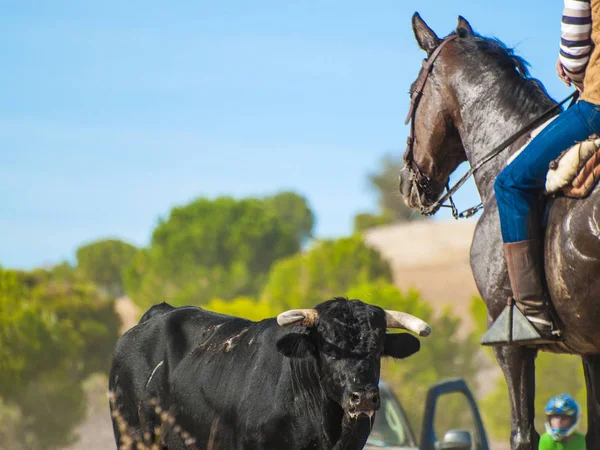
{"left": 366, "top": 381, "right": 419, "bottom": 449}
{"left": 419, "top": 378, "right": 490, "bottom": 450}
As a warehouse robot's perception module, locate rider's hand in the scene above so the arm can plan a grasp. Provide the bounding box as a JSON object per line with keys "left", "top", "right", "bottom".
{"left": 556, "top": 58, "right": 572, "bottom": 87}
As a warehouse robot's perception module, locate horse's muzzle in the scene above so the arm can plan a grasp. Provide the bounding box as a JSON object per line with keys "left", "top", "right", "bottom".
{"left": 398, "top": 166, "right": 417, "bottom": 207}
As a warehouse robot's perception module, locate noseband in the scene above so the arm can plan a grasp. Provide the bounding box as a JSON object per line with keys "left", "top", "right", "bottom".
{"left": 403, "top": 34, "right": 578, "bottom": 219}
{"left": 403, "top": 35, "right": 457, "bottom": 215}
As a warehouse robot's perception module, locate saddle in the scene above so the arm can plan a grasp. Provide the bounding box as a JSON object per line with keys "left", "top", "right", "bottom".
{"left": 545, "top": 134, "right": 600, "bottom": 198}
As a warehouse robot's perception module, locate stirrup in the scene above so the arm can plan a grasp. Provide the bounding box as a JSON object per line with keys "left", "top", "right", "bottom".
{"left": 480, "top": 299, "right": 561, "bottom": 346}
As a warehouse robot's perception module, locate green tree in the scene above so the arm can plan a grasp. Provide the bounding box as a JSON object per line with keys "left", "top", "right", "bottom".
{"left": 203, "top": 297, "right": 277, "bottom": 321}
{"left": 76, "top": 239, "right": 138, "bottom": 298}
{"left": 125, "top": 196, "right": 303, "bottom": 309}
{"left": 0, "top": 267, "right": 121, "bottom": 450}
{"left": 265, "top": 191, "right": 315, "bottom": 246}
{"left": 0, "top": 269, "right": 60, "bottom": 389}
{"left": 260, "top": 234, "right": 392, "bottom": 309}
{"left": 151, "top": 196, "right": 298, "bottom": 275}
{"left": 353, "top": 211, "right": 395, "bottom": 233}
{"left": 368, "top": 154, "right": 425, "bottom": 222}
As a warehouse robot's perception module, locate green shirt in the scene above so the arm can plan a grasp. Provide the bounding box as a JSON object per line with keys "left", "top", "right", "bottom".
{"left": 539, "top": 432, "right": 586, "bottom": 450}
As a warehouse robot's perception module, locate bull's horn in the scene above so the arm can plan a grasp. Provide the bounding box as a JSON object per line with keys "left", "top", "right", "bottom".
{"left": 385, "top": 310, "right": 431, "bottom": 337}
{"left": 277, "top": 309, "right": 319, "bottom": 327}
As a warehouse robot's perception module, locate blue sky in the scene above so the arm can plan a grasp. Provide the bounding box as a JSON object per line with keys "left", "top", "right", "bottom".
{"left": 2, "top": 1, "right": 574, "bottom": 269}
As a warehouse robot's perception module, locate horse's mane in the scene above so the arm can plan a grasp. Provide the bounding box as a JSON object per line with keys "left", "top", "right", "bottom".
{"left": 453, "top": 32, "right": 558, "bottom": 115}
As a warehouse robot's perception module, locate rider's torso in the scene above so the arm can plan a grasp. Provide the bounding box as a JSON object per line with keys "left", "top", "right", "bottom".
{"left": 582, "top": 0, "right": 600, "bottom": 105}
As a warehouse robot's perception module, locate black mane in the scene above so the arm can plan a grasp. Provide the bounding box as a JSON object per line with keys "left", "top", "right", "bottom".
{"left": 452, "top": 32, "right": 558, "bottom": 115}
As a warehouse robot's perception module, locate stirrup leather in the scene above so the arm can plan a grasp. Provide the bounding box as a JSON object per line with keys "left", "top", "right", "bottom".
{"left": 526, "top": 315, "right": 553, "bottom": 328}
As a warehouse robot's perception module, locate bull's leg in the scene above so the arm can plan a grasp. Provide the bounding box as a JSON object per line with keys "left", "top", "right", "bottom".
{"left": 582, "top": 354, "right": 600, "bottom": 447}
{"left": 493, "top": 345, "right": 538, "bottom": 450}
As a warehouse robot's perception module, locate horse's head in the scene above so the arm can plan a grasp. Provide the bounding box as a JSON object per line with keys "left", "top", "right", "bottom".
{"left": 399, "top": 13, "right": 471, "bottom": 212}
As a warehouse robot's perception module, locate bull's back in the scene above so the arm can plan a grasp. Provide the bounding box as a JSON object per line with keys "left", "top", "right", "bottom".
{"left": 138, "top": 301, "right": 176, "bottom": 324}
{"left": 109, "top": 305, "right": 238, "bottom": 445}
{"left": 110, "top": 305, "right": 237, "bottom": 397}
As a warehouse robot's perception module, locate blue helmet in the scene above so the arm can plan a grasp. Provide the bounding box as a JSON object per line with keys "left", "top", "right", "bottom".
{"left": 544, "top": 394, "right": 580, "bottom": 441}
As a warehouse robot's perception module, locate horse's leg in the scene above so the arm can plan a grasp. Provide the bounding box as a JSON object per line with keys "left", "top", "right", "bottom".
{"left": 493, "top": 345, "right": 538, "bottom": 450}
{"left": 582, "top": 354, "right": 600, "bottom": 446}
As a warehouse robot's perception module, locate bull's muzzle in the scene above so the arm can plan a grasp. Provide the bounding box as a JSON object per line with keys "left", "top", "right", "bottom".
{"left": 346, "top": 388, "right": 380, "bottom": 419}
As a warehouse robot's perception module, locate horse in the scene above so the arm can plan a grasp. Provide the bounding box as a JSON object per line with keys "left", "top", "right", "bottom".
{"left": 398, "top": 12, "right": 600, "bottom": 450}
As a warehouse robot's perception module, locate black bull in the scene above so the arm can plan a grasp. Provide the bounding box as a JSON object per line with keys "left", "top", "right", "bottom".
{"left": 109, "top": 298, "right": 430, "bottom": 449}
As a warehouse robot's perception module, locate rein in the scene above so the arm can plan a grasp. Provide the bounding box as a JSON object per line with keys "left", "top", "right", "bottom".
{"left": 404, "top": 33, "right": 579, "bottom": 219}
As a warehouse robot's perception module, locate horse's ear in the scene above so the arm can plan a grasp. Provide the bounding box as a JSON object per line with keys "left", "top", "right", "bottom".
{"left": 412, "top": 12, "right": 440, "bottom": 55}
{"left": 456, "top": 15, "right": 474, "bottom": 38}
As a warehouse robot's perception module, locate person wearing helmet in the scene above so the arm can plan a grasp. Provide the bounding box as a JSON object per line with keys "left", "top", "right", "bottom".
{"left": 539, "top": 394, "right": 585, "bottom": 449}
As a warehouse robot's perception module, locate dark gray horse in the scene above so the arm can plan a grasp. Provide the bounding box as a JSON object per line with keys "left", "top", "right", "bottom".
{"left": 398, "top": 13, "right": 600, "bottom": 450}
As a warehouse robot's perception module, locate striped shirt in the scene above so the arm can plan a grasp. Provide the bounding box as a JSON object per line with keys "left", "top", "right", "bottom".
{"left": 560, "top": 0, "right": 593, "bottom": 83}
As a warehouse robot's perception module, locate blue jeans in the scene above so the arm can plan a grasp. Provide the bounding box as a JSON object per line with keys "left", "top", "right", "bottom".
{"left": 495, "top": 100, "right": 600, "bottom": 243}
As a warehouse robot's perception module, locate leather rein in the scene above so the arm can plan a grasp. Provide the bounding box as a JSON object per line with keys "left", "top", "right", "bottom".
{"left": 403, "top": 34, "right": 578, "bottom": 219}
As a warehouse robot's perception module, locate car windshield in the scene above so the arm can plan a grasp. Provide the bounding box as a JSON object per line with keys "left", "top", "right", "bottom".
{"left": 366, "top": 386, "right": 412, "bottom": 447}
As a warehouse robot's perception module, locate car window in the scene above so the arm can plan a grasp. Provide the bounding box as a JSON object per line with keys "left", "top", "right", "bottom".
{"left": 367, "top": 386, "right": 411, "bottom": 447}
{"left": 433, "top": 392, "right": 482, "bottom": 449}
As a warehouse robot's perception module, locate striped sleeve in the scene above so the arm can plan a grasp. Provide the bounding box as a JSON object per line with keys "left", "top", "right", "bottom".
{"left": 560, "top": 0, "right": 592, "bottom": 82}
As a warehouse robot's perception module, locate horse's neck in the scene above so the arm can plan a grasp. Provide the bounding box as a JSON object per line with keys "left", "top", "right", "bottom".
{"left": 455, "top": 81, "right": 551, "bottom": 202}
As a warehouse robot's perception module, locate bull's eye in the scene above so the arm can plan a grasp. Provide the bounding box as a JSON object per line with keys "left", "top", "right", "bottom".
{"left": 322, "top": 349, "right": 341, "bottom": 360}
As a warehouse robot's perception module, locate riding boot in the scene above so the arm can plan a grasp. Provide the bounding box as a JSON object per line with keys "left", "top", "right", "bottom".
{"left": 503, "top": 240, "right": 557, "bottom": 340}
{"left": 481, "top": 240, "right": 560, "bottom": 346}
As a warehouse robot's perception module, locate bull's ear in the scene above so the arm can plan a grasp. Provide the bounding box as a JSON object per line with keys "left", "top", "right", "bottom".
{"left": 276, "top": 333, "right": 316, "bottom": 359}
{"left": 384, "top": 333, "right": 420, "bottom": 359}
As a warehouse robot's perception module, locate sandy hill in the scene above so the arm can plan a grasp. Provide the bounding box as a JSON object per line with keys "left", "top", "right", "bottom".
{"left": 364, "top": 218, "right": 480, "bottom": 331}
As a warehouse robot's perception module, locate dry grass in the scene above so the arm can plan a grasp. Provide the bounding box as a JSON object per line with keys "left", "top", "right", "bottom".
{"left": 108, "top": 392, "right": 197, "bottom": 450}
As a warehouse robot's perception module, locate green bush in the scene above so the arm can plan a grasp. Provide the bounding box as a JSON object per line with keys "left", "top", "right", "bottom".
{"left": 261, "top": 234, "right": 392, "bottom": 310}
{"left": 0, "top": 267, "right": 120, "bottom": 449}
{"left": 76, "top": 239, "right": 138, "bottom": 298}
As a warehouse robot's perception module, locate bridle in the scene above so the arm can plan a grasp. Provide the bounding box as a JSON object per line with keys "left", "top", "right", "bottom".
{"left": 403, "top": 34, "right": 457, "bottom": 215}
{"left": 403, "top": 34, "right": 578, "bottom": 219}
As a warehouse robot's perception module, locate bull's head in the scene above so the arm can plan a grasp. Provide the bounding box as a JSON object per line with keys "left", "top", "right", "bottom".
{"left": 275, "top": 298, "right": 428, "bottom": 421}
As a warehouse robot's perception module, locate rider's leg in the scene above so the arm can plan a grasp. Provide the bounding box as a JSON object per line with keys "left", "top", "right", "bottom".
{"left": 493, "top": 100, "right": 600, "bottom": 340}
